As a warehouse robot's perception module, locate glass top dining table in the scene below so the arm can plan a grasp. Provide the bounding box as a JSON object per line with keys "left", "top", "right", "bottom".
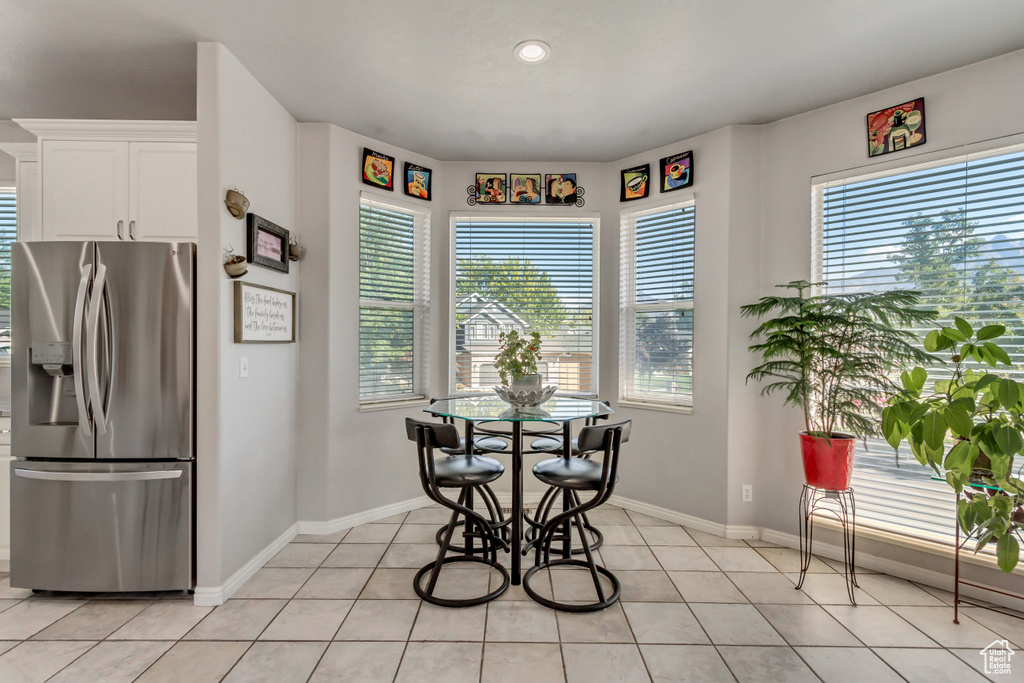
{"left": 426, "top": 395, "right": 613, "bottom": 584}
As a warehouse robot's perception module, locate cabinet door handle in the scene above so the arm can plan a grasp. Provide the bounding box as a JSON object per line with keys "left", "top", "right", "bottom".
{"left": 116, "top": 220, "right": 124, "bottom": 240}
{"left": 129, "top": 220, "right": 136, "bottom": 240}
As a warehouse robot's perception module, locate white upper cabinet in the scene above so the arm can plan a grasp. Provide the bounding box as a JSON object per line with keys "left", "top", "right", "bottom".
{"left": 16, "top": 120, "right": 197, "bottom": 243}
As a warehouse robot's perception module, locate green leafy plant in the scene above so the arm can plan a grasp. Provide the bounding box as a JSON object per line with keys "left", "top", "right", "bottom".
{"left": 741, "top": 281, "right": 937, "bottom": 438}
{"left": 882, "top": 318, "right": 1024, "bottom": 572}
{"left": 494, "top": 330, "right": 542, "bottom": 385}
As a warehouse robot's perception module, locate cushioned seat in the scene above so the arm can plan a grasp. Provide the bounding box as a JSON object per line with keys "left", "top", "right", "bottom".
{"left": 443, "top": 436, "right": 508, "bottom": 455}
{"left": 531, "top": 436, "right": 580, "bottom": 454}
{"left": 433, "top": 454, "right": 504, "bottom": 488}
{"left": 532, "top": 457, "right": 602, "bottom": 490}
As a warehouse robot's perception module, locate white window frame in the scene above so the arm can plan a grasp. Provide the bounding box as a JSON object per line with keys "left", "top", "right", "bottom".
{"left": 358, "top": 192, "right": 431, "bottom": 409}
{"left": 810, "top": 139, "right": 1024, "bottom": 547}
{"left": 448, "top": 212, "right": 601, "bottom": 396}
{"left": 619, "top": 196, "right": 695, "bottom": 412}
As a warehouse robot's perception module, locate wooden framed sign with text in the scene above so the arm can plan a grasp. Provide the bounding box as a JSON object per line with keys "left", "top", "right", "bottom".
{"left": 234, "top": 281, "right": 296, "bottom": 343}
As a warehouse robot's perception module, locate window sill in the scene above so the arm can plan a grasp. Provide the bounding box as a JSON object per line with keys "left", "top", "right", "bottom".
{"left": 358, "top": 396, "right": 430, "bottom": 412}
{"left": 617, "top": 399, "right": 693, "bottom": 415}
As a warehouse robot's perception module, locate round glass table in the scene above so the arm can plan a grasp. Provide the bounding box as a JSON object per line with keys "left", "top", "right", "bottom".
{"left": 426, "top": 396, "right": 613, "bottom": 584}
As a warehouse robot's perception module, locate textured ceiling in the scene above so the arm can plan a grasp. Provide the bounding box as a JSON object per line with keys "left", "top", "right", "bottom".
{"left": 3, "top": 0, "right": 1024, "bottom": 161}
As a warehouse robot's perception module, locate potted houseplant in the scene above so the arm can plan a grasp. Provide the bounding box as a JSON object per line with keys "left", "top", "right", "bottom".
{"left": 882, "top": 319, "right": 1024, "bottom": 572}
{"left": 741, "top": 280, "right": 937, "bottom": 490}
{"left": 494, "top": 330, "right": 543, "bottom": 392}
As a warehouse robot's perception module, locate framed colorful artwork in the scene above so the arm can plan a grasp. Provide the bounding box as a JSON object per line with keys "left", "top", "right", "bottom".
{"left": 362, "top": 148, "right": 395, "bottom": 190}
{"left": 660, "top": 151, "right": 693, "bottom": 193}
{"left": 475, "top": 173, "right": 507, "bottom": 204}
{"left": 866, "top": 98, "right": 926, "bottom": 157}
{"left": 403, "top": 162, "right": 432, "bottom": 201}
{"left": 545, "top": 174, "right": 578, "bottom": 204}
{"left": 620, "top": 164, "right": 650, "bottom": 202}
{"left": 510, "top": 174, "right": 542, "bottom": 204}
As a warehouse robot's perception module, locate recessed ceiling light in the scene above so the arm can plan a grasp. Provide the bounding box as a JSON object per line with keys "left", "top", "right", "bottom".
{"left": 515, "top": 40, "right": 550, "bottom": 64}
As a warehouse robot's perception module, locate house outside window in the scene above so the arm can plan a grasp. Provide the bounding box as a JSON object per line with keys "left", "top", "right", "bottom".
{"left": 812, "top": 143, "right": 1024, "bottom": 544}
{"left": 358, "top": 194, "right": 430, "bottom": 405}
{"left": 452, "top": 216, "right": 597, "bottom": 394}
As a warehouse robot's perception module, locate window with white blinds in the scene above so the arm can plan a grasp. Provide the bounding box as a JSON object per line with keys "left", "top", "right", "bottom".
{"left": 813, "top": 143, "right": 1024, "bottom": 544}
{"left": 452, "top": 216, "right": 597, "bottom": 393}
{"left": 0, "top": 189, "right": 14, "bottom": 338}
{"left": 620, "top": 200, "right": 695, "bottom": 407}
{"left": 359, "top": 195, "right": 430, "bottom": 404}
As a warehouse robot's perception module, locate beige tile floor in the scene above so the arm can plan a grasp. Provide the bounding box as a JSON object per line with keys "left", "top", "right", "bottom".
{"left": 0, "top": 504, "right": 1021, "bottom": 682}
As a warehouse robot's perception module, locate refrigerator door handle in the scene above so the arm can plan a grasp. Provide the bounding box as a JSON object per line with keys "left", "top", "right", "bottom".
{"left": 14, "top": 468, "right": 183, "bottom": 482}
{"left": 72, "top": 263, "right": 93, "bottom": 436}
{"left": 87, "top": 262, "right": 109, "bottom": 435}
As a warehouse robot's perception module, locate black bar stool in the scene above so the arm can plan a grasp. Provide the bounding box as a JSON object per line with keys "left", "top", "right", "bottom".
{"left": 428, "top": 398, "right": 511, "bottom": 553}
{"left": 522, "top": 420, "right": 630, "bottom": 612}
{"left": 526, "top": 399, "right": 614, "bottom": 556}
{"left": 406, "top": 418, "right": 510, "bottom": 606}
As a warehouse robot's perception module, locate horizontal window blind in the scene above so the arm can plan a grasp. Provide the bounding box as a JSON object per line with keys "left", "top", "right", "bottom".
{"left": 620, "top": 200, "right": 695, "bottom": 406}
{"left": 813, "top": 143, "right": 1024, "bottom": 545}
{"left": 359, "top": 196, "right": 429, "bottom": 403}
{"left": 0, "top": 190, "right": 14, "bottom": 336}
{"left": 453, "top": 217, "right": 596, "bottom": 393}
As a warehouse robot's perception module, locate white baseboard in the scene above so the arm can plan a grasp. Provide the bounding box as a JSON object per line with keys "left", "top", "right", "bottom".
{"left": 193, "top": 496, "right": 434, "bottom": 606}
{"left": 609, "top": 495, "right": 759, "bottom": 539}
{"left": 194, "top": 522, "right": 299, "bottom": 606}
{"left": 296, "top": 496, "right": 433, "bottom": 536}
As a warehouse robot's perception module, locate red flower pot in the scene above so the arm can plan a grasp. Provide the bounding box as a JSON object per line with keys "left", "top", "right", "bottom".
{"left": 799, "top": 432, "right": 856, "bottom": 490}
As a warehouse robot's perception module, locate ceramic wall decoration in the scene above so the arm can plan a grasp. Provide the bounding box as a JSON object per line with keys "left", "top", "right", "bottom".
{"left": 620, "top": 164, "right": 651, "bottom": 201}
{"left": 660, "top": 151, "right": 693, "bottom": 192}
{"left": 403, "top": 162, "right": 432, "bottom": 201}
{"left": 362, "top": 148, "right": 395, "bottom": 190}
{"left": 867, "top": 98, "right": 926, "bottom": 157}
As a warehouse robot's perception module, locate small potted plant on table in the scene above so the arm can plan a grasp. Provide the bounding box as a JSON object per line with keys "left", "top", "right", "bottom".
{"left": 493, "top": 330, "right": 555, "bottom": 407}
{"left": 882, "top": 319, "right": 1024, "bottom": 572}
{"left": 741, "top": 280, "right": 937, "bottom": 490}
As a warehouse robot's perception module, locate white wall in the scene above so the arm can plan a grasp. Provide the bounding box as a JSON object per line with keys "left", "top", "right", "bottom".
{"left": 756, "top": 48, "right": 1024, "bottom": 591}
{"left": 196, "top": 42, "right": 299, "bottom": 591}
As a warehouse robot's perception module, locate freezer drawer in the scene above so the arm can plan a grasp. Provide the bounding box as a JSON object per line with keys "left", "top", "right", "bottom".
{"left": 10, "top": 460, "right": 193, "bottom": 592}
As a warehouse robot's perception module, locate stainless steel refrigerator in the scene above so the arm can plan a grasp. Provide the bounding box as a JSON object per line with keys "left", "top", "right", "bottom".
{"left": 10, "top": 241, "right": 195, "bottom": 592}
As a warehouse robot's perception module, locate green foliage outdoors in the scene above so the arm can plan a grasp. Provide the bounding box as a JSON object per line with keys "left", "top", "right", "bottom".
{"left": 883, "top": 319, "right": 1024, "bottom": 572}
{"left": 741, "top": 280, "right": 938, "bottom": 438}
{"left": 493, "top": 330, "right": 542, "bottom": 385}
{"left": 456, "top": 257, "right": 567, "bottom": 334}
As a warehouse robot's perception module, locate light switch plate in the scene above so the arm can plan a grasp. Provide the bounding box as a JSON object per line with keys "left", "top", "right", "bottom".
{"left": 240, "top": 356, "right": 249, "bottom": 378}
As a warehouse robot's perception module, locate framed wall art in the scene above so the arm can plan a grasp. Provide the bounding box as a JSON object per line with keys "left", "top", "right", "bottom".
{"left": 866, "top": 97, "right": 926, "bottom": 157}
{"left": 475, "top": 173, "right": 506, "bottom": 204}
{"left": 234, "top": 281, "right": 296, "bottom": 343}
{"left": 246, "top": 213, "right": 290, "bottom": 273}
{"left": 660, "top": 151, "right": 693, "bottom": 192}
{"left": 510, "top": 174, "right": 542, "bottom": 204}
{"left": 620, "top": 164, "right": 650, "bottom": 202}
{"left": 362, "top": 147, "right": 395, "bottom": 190}
{"left": 403, "top": 162, "right": 432, "bottom": 201}
{"left": 545, "top": 174, "right": 578, "bottom": 204}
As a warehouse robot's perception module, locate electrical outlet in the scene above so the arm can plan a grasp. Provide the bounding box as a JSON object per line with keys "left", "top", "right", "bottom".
{"left": 742, "top": 484, "right": 753, "bottom": 503}
{"left": 240, "top": 356, "right": 249, "bottom": 378}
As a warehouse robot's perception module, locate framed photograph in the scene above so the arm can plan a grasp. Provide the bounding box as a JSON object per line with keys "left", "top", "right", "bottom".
{"left": 867, "top": 97, "right": 926, "bottom": 157}
{"left": 403, "top": 162, "right": 432, "bottom": 201}
{"left": 620, "top": 164, "right": 651, "bottom": 202}
{"left": 475, "top": 173, "right": 507, "bottom": 204}
{"left": 234, "top": 281, "right": 296, "bottom": 343}
{"left": 362, "top": 147, "right": 395, "bottom": 190}
{"left": 246, "top": 213, "right": 290, "bottom": 273}
{"left": 660, "top": 151, "right": 693, "bottom": 192}
{"left": 510, "top": 174, "right": 542, "bottom": 204}
{"left": 545, "top": 174, "right": 578, "bottom": 204}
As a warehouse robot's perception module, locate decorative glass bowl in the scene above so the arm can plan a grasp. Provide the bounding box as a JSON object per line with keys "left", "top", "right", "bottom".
{"left": 493, "top": 384, "right": 557, "bottom": 408}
